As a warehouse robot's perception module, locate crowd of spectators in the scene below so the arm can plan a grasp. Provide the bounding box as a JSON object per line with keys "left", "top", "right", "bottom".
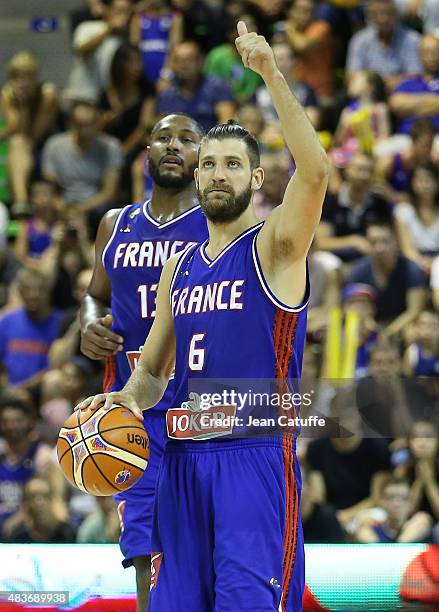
{"left": 0, "top": 0, "right": 438, "bottom": 546}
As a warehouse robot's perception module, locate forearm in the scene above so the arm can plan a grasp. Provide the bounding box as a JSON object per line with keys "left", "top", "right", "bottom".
{"left": 76, "top": 190, "right": 113, "bottom": 214}
{"left": 122, "top": 362, "right": 168, "bottom": 411}
{"left": 390, "top": 94, "right": 439, "bottom": 118}
{"left": 80, "top": 293, "right": 110, "bottom": 329}
{"left": 265, "top": 71, "right": 326, "bottom": 178}
{"left": 75, "top": 27, "right": 111, "bottom": 55}
{"left": 424, "top": 479, "right": 439, "bottom": 520}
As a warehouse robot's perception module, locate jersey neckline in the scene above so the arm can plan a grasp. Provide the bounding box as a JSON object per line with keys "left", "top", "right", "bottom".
{"left": 199, "top": 222, "right": 263, "bottom": 268}
{"left": 142, "top": 200, "right": 202, "bottom": 229}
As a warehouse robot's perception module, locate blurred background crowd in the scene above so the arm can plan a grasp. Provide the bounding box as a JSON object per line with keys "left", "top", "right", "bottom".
{"left": 0, "top": 0, "right": 438, "bottom": 548}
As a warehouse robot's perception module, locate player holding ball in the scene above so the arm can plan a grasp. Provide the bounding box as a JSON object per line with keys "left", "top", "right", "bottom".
{"left": 77, "top": 22, "right": 328, "bottom": 611}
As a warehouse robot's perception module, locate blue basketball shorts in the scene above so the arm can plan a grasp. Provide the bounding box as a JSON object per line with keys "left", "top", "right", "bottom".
{"left": 148, "top": 435, "right": 304, "bottom": 611}
{"left": 115, "top": 409, "right": 167, "bottom": 567}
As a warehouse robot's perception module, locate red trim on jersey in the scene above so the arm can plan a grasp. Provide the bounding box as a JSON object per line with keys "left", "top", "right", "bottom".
{"left": 103, "top": 355, "right": 116, "bottom": 393}
{"left": 273, "top": 308, "right": 300, "bottom": 609}
{"left": 281, "top": 434, "right": 299, "bottom": 611}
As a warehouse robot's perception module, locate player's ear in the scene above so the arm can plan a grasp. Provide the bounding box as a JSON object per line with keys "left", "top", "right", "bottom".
{"left": 251, "top": 167, "right": 264, "bottom": 191}
{"left": 194, "top": 167, "right": 199, "bottom": 189}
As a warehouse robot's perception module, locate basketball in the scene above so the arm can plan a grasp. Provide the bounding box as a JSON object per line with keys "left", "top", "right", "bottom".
{"left": 57, "top": 403, "right": 149, "bottom": 496}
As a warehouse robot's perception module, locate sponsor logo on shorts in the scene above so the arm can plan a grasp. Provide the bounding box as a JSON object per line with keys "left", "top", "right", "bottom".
{"left": 150, "top": 552, "right": 163, "bottom": 590}
{"left": 115, "top": 469, "right": 131, "bottom": 484}
{"left": 166, "top": 393, "right": 237, "bottom": 440}
{"left": 270, "top": 577, "right": 281, "bottom": 588}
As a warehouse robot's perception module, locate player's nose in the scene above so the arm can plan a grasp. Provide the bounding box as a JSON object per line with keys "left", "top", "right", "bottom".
{"left": 167, "top": 136, "right": 182, "bottom": 151}
{"left": 211, "top": 164, "right": 227, "bottom": 181}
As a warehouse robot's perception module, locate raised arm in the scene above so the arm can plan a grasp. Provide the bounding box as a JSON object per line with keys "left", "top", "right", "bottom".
{"left": 235, "top": 22, "right": 328, "bottom": 302}
{"left": 77, "top": 254, "right": 178, "bottom": 419}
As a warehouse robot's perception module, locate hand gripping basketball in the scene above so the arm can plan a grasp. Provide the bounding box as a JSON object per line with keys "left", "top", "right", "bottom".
{"left": 75, "top": 391, "right": 143, "bottom": 421}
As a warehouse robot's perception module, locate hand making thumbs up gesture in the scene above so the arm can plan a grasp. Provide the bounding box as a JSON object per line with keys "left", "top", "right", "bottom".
{"left": 235, "top": 20, "right": 279, "bottom": 83}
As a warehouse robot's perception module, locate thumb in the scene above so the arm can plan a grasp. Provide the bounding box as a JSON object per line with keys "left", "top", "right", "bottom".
{"left": 101, "top": 313, "right": 113, "bottom": 328}
{"left": 237, "top": 21, "right": 248, "bottom": 37}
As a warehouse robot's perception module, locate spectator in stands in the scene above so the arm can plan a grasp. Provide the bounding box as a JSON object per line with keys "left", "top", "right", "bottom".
{"left": 13, "top": 180, "right": 61, "bottom": 271}
{"left": 156, "top": 41, "right": 236, "bottom": 131}
{"left": 171, "top": 0, "right": 227, "bottom": 53}
{"left": 4, "top": 477, "right": 75, "bottom": 543}
{"left": 306, "top": 386, "right": 391, "bottom": 531}
{"left": 99, "top": 43, "right": 155, "bottom": 155}
{"left": 49, "top": 268, "right": 94, "bottom": 369}
{"left": 252, "top": 151, "right": 291, "bottom": 220}
{"left": 130, "top": 0, "right": 182, "bottom": 87}
{"left": 0, "top": 52, "right": 59, "bottom": 215}
{"left": 70, "top": 0, "right": 108, "bottom": 38}
{"left": 356, "top": 339, "right": 424, "bottom": 440}
{"left": 390, "top": 34, "right": 439, "bottom": 135}
{"left": 0, "top": 268, "right": 62, "bottom": 390}
{"left": 316, "top": 153, "right": 391, "bottom": 261}
{"left": 396, "top": 420, "right": 439, "bottom": 522}
{"left": 346, "top": 0, "right": 421, "bottom": 92}
{"left": 394, "top": 162, "right": 439, "bottom": 274}
{"left": 256, "top": 41, "right": 320, "bottom": 129}
{"left": 0, "top": 202, "right": 19, "bottom": 310}
{"left": 77, "top": 496, "right": 119, "bottom": 543}
{"left": 355, "top": 477, "right": 433, "bottom": 542}
{"left": 375, "top": 118, "right": 437, "bottom": 202}
{"left": 301, "top": 462, "right": 345, "bottom": 543}
{"left": 235, "top": 104, "right": 285, "bottom": 152}
{"left": 332, "top": 71, "right": 390, "bottom": 164}
{"left": 0, "top": 395, "right": 65, "bottom": 536}
{"left": 342, "top": 283, "right": 379, "bottom": 378}
{"left": 64, "top": 0, "right": 133, "bottom": 103}
{"left": 42, "top": 100, "right": 123, "bottom": 236}
{"left": 403, "top": 310, "right": 439, "bottom": 376}
{"left": 348, "top": 220, "right": 427, "bottom": 337}
{"left": 205, "top": 13, "right": 262, "bottom": 104}
{"left": 284, "top": 0, "right": 334, "bottom": 101}
{"left": 395, "top": 0, "right": 439, "bottom": 34}
{"left": 307, "top": 239, "right": 341, "bottom": 335}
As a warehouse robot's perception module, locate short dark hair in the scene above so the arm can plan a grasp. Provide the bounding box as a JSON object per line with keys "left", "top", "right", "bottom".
{"left": 0, "top": 395, "right": 32, "bottom": 417}
{"left": 200, "top": 120, "right": 260, "bottom": 170}
{"left": 365, "top": 218, "right": 396, "bottom": 234}
{"left": 410, "top": 118, "right": 436, "bottom": 141}
{"left": 151, "top": 113, "right": 204, "bottom": 139}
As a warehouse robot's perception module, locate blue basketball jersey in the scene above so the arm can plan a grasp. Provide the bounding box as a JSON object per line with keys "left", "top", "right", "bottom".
{"left": 0, "top": 441, "right": 40, "bottom": 525}
{"left": 102, "top": 201, "right": 208, "bottom": 400}
{"left": 167, "top": 223, "right": 309, "bottom": 440}
{"left": 408, "top": 343, "right": 439, "bottom": 377}
{"left": 139, "top": 12, "right": 174, "bottom": 84}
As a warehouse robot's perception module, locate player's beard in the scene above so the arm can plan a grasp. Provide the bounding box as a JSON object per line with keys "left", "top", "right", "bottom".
{"left": 198, "top": 182, "right": 252, "bottom": 223}
{"left": 149, "top": 157, "right": 197, "bottom": 189}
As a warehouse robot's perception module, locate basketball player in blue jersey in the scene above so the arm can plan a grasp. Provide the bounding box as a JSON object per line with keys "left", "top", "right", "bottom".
{"left": 79, "top": 113, "right": 208, "bottom": 611}
{"left": 78, "top": 22, "right": 329, "bottom": 611}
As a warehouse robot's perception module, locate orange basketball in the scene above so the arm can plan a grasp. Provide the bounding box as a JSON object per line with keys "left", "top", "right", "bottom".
{"left": 57, "top": 403, "right": 149, "bottom": 496}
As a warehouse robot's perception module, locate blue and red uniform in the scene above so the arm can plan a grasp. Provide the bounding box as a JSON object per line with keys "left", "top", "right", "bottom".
{"left": 102, "top": 200, "right": 207, "bottom": 567}
{"left": 149, "top": 223, "right": 309, "bottom": 611}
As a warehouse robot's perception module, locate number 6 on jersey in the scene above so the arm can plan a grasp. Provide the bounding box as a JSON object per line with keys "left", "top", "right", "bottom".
{"left": 189, "top": 333, "right": 205, "bottom": 371}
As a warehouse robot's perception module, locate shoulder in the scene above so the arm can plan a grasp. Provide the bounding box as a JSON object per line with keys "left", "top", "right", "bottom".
{"left": 349, "top": 26, "right": 373, "bottom": 46}
{"left": 400, "top": 256, "right": 427, "bottom": 283}
{"left": 394, "top": 202, "right": 416, "bottom": 222}
{"left": 399, "top": 25, "right": 421, "bottom": 44}
{"left": 44, "top": 132, "right": 68, "bottom": 152}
